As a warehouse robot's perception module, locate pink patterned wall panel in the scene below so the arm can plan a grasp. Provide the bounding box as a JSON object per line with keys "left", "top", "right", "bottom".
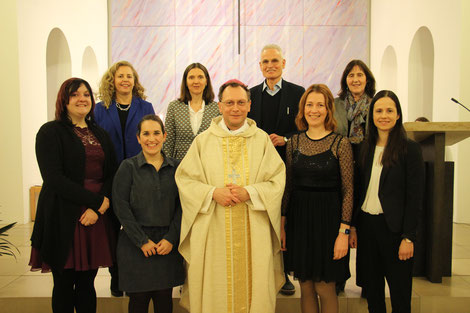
{"left": 175, "top": 26, "right": 239, "bottom": 98}
{"left": 111, "top": 0, "right": 369, "bottom": 116}
{"left": 304, "top": 0, "right": 368, "bottom": 25}
{"left": 175, "top": 0, "right": 234, "bottom": 26}
{"left": 112, "top": 27, "right": 176, "bottom": 109}
{"left": 244, "top": 0, "right": 304, "bottom": 26}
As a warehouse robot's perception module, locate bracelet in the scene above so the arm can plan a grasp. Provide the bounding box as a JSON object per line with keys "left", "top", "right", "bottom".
{"left": 339, "top": 228, "right": 350, "bottom": 235}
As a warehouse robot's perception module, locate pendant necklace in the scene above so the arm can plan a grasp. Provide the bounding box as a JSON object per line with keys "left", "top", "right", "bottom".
{"left": 84, "top": 128, "right": 96, "bottom": 145}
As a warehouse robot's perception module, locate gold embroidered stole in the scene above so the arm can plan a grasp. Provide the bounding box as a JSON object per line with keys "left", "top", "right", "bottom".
{"left": 222, "top": 136, "right": 252, "bottom": 313}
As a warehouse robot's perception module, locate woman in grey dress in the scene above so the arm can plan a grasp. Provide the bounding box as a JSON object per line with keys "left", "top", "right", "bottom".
{"left": 113, "top": 114, "right": 184, "bottom": 313}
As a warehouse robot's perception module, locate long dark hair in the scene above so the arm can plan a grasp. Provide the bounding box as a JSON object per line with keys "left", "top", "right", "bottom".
{"left": 338, "top": 60, "right": 376, "bottom": 100}
{"left": 361, "top": 90, "right": 407, "bottom": 168}
{"left": 178, "top": 63, "right": 215, "bottom": 104}
{"left": 55, "top": 78, "right": 96, "bottom": 124}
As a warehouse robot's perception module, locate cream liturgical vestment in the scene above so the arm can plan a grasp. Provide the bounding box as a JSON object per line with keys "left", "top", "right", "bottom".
{"left": 175, "top": 116, "right": 286, "bottom": 313}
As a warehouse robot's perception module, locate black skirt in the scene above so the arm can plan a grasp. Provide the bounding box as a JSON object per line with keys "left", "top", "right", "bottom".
{"left": 284, "top": 188, "right": 350, "bottom": 283}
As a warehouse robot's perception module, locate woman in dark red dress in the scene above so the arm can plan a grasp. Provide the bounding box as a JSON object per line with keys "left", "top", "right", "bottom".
{"left": 29, "top": 78, "right": 117, "bottom": 313}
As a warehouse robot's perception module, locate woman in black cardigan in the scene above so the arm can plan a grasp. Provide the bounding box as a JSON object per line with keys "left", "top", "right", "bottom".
{"left": 30, "top": 78, "right": 117, "bottom": 313}
{"left": 349, "top": 90, "right": 424, "bottom": 313}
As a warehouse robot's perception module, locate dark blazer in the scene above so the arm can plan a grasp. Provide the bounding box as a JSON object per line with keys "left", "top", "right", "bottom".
{"left": 30, "top": 120, "right": 117, "bottom": 271}
{"left": 353, "top": 139, "right": 425, "bottom": 241}
{"left": 162, "top": 99, "right": 220, "bottom": 161}
{"left": 249, "top": 79, "right": 305, "bottom": 158}
{"left": 94, "top": 97, "right": 155, "bottom": 163}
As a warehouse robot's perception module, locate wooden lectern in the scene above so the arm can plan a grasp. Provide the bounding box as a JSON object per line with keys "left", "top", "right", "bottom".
{"left": 404, "top": 122, "right": 470, "bottom": 283}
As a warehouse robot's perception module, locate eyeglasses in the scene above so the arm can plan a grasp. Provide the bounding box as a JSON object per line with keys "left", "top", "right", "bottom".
{"left": 221, "top": 100, "right": 249, "bottom": 107}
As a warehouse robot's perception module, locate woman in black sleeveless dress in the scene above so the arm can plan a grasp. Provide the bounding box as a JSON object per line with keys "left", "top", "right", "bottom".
{"left": 281, "top": 84, "right": 353, "bottom": 313}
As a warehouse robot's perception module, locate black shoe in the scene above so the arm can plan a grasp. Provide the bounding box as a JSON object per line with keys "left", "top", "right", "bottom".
{"left": 335, "top": 281, "right": 346, "bottom": 295}
{"left": 280, "top": 275, "right": 295, "bottom": 295}
{"left": 360, "top": 288, "right": 367, "bottom": 298}
{"left": 110, "top": 275, "right": 123, "bottom": 297}
{"left": 111, "top": 289, "right": 123, "bottom": 297}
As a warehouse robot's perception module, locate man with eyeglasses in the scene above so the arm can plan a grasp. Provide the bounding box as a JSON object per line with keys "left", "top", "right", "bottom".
{"left": 176, "top": 79, "right": 286, "bottom": 313}
{"left": 249, "top": 44, "right": 305, "bottom": 295}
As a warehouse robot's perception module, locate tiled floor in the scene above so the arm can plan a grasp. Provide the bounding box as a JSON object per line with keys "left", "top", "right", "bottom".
{"left": 0, "top": 222, "right": 470, "bottom": 313}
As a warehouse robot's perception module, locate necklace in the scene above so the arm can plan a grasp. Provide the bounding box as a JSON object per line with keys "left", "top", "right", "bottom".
{"left": 84, "top": 128, "right": 96, "bottom": 144}
{"left": 74, "top": 127, "right": 97, "bottom": 145}
{"left": 116, "top": 102, "right": 131, "bottom": 111}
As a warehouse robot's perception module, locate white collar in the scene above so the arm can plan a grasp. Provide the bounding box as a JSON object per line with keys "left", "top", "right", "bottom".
{"left": 218, "top": 118, "right": 249, "bottom": 135}
{"left": 188, "top": 100, "right": 205, "bottom": 113}
{"left": 262, "top": 78, "right": 283, "bottom": 92}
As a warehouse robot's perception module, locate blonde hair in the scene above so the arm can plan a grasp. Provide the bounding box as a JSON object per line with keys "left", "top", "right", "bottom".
{"left": 98, "top": 60, "right": 147, "bottom": 109}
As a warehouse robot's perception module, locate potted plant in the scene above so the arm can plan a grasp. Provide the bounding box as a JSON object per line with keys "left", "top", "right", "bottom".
{"left": 0, "top": 221, "right": 19, "bottom": 258}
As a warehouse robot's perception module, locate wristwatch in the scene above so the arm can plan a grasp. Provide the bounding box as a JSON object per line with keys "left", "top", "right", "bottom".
{"left": 339, "top": 228, "right": 350, "bottom": 235}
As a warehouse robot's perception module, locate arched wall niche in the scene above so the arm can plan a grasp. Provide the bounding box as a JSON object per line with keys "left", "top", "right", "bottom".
{"left": 82, "top": 46, "right": 100, "bottom": 94}
{"left": 408, "top": 26, "right": 434, "bottom": 122}
{"left": 46, "top": 28, "right": 72, "bottom": 121}
{"left": 380, "top": 45, "right": 398, "bottom": 92}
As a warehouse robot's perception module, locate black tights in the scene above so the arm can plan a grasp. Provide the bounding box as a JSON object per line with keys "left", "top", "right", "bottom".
{"left": 128, "top": 288, "right": 173, "bottom": 313}
{"left": 51, "top": 269, "right": 98, "bottom": 313}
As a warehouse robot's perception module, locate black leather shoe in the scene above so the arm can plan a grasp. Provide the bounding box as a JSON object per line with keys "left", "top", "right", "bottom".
{"left": 280, "top": 275, "right": 295, "bottom": 295}
{"left": 110, "top": 275, "right": 123, "bottom": 297}
{"left": 109, "top": 266, "right": 123, "bottom": 297}
{"left": 111, "top": 289, "right": 123, "bottom": 297}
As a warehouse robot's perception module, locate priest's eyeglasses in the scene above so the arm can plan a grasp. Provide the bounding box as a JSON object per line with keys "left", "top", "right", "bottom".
{"left": 222, "top": 100, "right": 248, "bottom": 107}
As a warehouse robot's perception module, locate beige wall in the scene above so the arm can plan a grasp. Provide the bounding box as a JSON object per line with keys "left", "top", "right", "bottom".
{"left": 16, "top": 0, "right": 108, "bottom": 223}
{"left": 456, "top": 0, "right": 470, "bottom": 223}
{"left": 0, "top": 1, "right": 24, "bottom": 224}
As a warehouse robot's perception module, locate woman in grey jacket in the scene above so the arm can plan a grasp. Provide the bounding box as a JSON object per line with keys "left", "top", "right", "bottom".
{"left": 333, "top": 59, "right": 376, "bottom": 295}
{"left": 334, "top": 60, "right": 376, "bottom": 146}
{"left": 163, "top": 63, "right": 220, "bottom": 160}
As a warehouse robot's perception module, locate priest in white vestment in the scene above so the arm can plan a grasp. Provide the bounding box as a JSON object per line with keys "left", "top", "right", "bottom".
{"left": 175, "top": 80, "right": 286, "bottom": 313}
